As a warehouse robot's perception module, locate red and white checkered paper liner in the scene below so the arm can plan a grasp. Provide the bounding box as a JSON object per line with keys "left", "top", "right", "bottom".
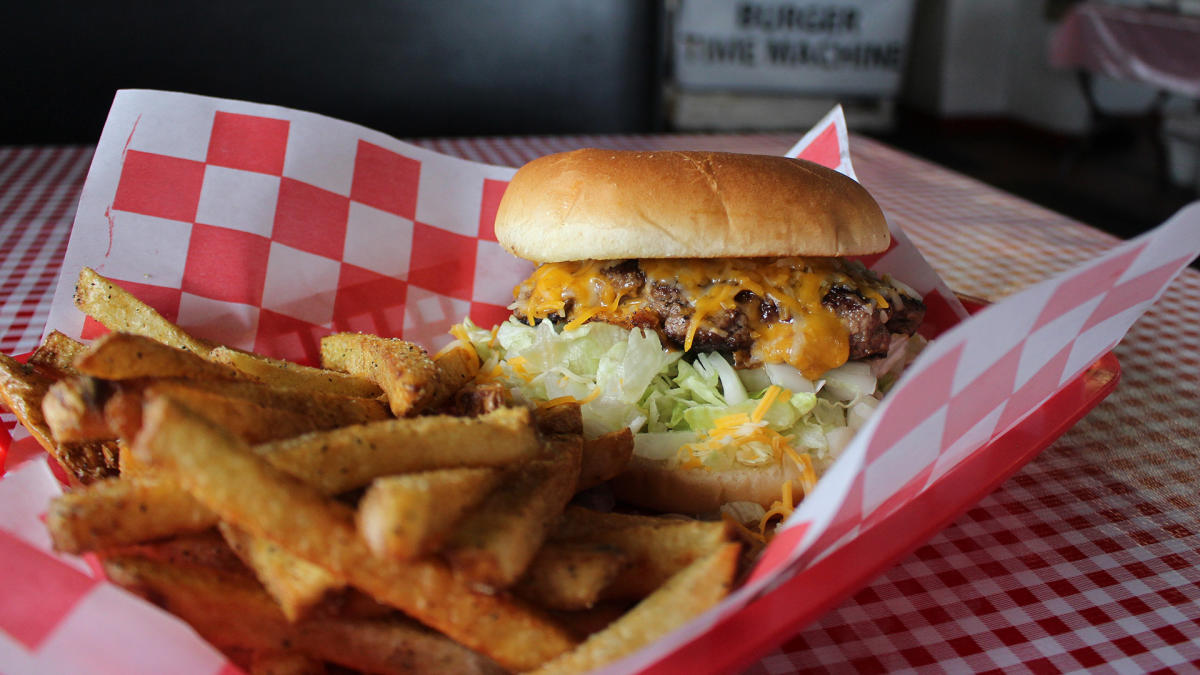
{"left": 1, "top": 89, "right": 1197, "bottom": 674}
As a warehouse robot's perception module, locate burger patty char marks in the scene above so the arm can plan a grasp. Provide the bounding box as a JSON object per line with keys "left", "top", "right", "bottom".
{"left": 514, "top": 258, "right": 925, "bottom": 371}
{"left": 650, "top": 281, "right": 752, "bottom": 353}
{"left": 823, "top": 286, "right": 892, "bottom": 360}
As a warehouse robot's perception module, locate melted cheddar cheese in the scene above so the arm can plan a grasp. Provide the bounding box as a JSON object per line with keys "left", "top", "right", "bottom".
{"left": 514, "top": 257, "right": 867, "bottom": 378}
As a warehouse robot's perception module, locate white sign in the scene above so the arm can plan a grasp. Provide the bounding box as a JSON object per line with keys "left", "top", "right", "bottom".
{"left": 673, "top": 0, "right": 916, "bottom": 95}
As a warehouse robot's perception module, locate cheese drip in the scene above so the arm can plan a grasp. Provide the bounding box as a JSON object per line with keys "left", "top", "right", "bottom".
{"left": 515, "top": 257, "right": 869, "bottom": 379}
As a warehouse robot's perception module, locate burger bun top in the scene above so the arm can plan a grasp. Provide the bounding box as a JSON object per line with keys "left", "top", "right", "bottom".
{"left": 495, "top": 148, "right": 889, "bottom": 263}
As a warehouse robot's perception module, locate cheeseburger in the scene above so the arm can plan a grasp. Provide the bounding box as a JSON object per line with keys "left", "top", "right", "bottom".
{"left": 451, "top": 149, "right": 925, "bottom": 525}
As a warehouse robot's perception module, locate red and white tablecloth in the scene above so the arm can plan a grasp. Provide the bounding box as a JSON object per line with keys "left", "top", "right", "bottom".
{"left": 2, "top": 135, "right": 1199, "bottom": 673}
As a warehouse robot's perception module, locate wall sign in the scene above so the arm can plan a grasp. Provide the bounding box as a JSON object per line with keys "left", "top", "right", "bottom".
{"left": 673, "top": 0, "right": 917, "bottom": 95}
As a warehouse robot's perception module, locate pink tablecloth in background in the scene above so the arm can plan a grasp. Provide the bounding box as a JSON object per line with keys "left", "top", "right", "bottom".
{"left": 1052, "top": 1, "right": 1200, "bottom": 98}
{"left": 2, "top": 136, "right": 1199, "bottom": 672}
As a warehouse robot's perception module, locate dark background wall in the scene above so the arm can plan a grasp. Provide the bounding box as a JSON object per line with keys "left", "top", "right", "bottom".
{"left": 6, "top": 1, "right": 664, "bottom": 144}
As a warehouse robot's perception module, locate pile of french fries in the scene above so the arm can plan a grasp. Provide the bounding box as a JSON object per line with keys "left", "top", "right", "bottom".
{"left": 0, "top": 267, "right": 742, "bottom": 675}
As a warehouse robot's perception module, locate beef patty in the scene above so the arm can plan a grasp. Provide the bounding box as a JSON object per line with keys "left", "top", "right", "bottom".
{"left": 514, "top": 258, "right": 925, "bottom": 367}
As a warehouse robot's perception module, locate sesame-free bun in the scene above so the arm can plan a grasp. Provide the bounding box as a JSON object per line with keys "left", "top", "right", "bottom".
{"left": 609, "top": 455, "right": 813, "bottom": 515}
{"left": 495, "top": 149, "right": 889, "bottom": 263}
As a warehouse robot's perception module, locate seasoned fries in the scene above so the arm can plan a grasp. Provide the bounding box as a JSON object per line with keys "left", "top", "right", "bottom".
{"left": 105, "top": 530, "right": 247, "bottom": 574}
{"left": 578, "top": 427, "right": 634, "bottom": 491}
{"left": 74, "top": 266, "right": 215, "bottom": 356}
{"left": 102, "top": 554, "right": 294, "bottom": 650}
{"left": 47, "top": 477, "right": 217, "bottom": 553}
{"left": 529, "top": 543, "right": 741, "bottom": 675}
{"left": 356, "top": 467, "right": 503, "bottom": 559}
{"left": 104, "top": 556, "right": 504, "bottom": 675}
{"left": 0, "top": 353, "right": 61, "bottom": 450}
{"left": 254, "top": 406, "right": 541, "bottom": 495}
{"left": 533, "top": 400, "right": 584, "bottom": 436}
{"left": 74, "top": 332, "right": 245, "bottom": 381}
{"left": 320, "top": 333, "right": 441, "bottom": 416}
{"left": 143, "top": 380, "right": 390, "bottom": 442}
{"left": 290, "top": 618, "right": 505, "bottom": 675}
{"left": 209, "top": 346, "right": 382, "bottom": 399}
{"left": 1, "top": 351, "right": 68, "bottom": 447}
{"left": 41, "top": 375, "right": 117, "bottom": 442}
{"left": 29, "top": 329, "right": 87, "bottom": 375}
{"left": 247, "top": 650, "right": 326, "bottom": 675}
{"left": 11, "top": 266, "right": 746, "bottom": 673}
{"left": 552, "top": 506, "right": 734, "bottom": 601}
{"left": 133, "top": 396, "right": 578, "bottom": 671}
{"left": 218, "top": 522, "right": 344, "bottom": 623}
{"left": 0, "top": 353, "right": 117, "bottom": 483}
{"left": 443, "top": 447, "right": 581, "bottom": 588}
{"left": 431, "top": 345, "right": 481, "bottom": 404}
{"left": 515, "top": 542, "right": 630, "bottom": 611}
{"left": 548, "top": 602, "right": 632, "bottom": 641}
{"left": 150, "top": 378, "right": 391, "bottom": 426}
{"left": 43, "top": 374, "right": 391, "bottom": 445}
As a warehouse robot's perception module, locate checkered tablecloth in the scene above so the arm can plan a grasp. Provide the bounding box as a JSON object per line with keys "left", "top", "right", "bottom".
{"left": 2, "top": 135, "right": 1198, "bottom": 673}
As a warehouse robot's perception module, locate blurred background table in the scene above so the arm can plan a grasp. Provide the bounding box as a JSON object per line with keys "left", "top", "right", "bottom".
{"left": 1050, "top": 1, "right": 1200, "bottom": 190}
{"left": 1052, "top": 2, "right": 1200, "bottom": 100}
{"left": 2, "top": 135, "right": 1198, "bottom": 672}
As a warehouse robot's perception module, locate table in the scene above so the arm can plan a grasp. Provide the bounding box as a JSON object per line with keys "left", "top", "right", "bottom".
{"left": 1051, "top": 2, "right": 1200, "bottom": 100}
{"left": 2, "top": 136, "right": 1199, "bottom": 672}
{"left": 1050, "top": 1, "right": 1200, "bottom": 189}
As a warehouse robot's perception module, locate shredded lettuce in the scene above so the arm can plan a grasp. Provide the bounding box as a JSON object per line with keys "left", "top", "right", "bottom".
{"left": 456, "top": 317, "right": 900, "bottom": 467}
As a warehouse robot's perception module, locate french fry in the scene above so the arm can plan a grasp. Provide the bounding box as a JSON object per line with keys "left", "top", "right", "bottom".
{"left": 74, "top": 265, "right": 385, "bottom": 398}
{"left": 74, "top": 266, "right": 216, "bottom": 356}
{"left": 52, "top": 416, "right": 535, "bottom": 554}
{"left": 104, "top": 530, "right": 249, "bottom": 575}
{"left": 443, "top": 441, "right": 582, "bottom": 589}
{"left": 291, "top": 617, "right": 506, "bottom": 675}
{"left": 41, "top": 375, "right": 116, "bottom": 442}
{"left": 105, "top": 556, "right": 505, "bottom": 675}
{"left": 514, "top": 542, "right": 629, "bottom": 611}
{"left": 141, "top": 382, "right": 390, "bottom": 444}
{"left": 430, "top": 344, "right": 480, "bottom": 405}
{"left": 58, "top": 440, "right": 519, "bottom": 555}
{"left": 529, "top": 542, "right": 741, "bottom": 675}
{"left": 103, "top": 554, "right": 290, "bottom": 650}
{"left": 312, "top": 589, "right": 397, "bottom": 621}
{"left": 29, "top": 329, "right": 88, "bottom": 376}
{"left": 117, "top": 439, "right": 153, "bottom": 479}
{"left": 532, "top": 401, "right": 584, "bottom": 436}
{"left": 320, "top": 333, "right": 440, "bottom": 416}
{"left": 132, "top": 396, "right": 577, "bottom": 672}
{"left": 59, "top": 376, "right": 391, "bottom": 444}
{"left": 219, "top": 522, "right": 344, "bottom": 623}
{"left": 98, "top": 439, "right": 120, "bottom": 472}
{"left": 45, "top": 379, "right": 243, "bottom": 444}
{"left": 46, "top": 477, "right": 218, "bottom": 554}
{"left": 578, "top": 427, "right": 634, "bottom": 491}
{"left": 254, "top": 406, "right": 541, "bottom": 495}
{"left": 55, "top": 441, "right": 121, "bottom": 484}
{"left": 547, "top": 602, "right": 633, "bottom": 641}
{"left": 1, "top": 351, "right": 64, "bottom": 451}
{"left": 447, "top": 382, "right": 509, "bottom": 417}
{"left": 74, "top": 332, "right": 244, "bottom": 381}
{"left": 208, "top": 346, "right": 382, "bottom": 399}
{"left": 357, "top": 468, "right": 503, "bottom": 559}
{"left": 248, "top": 650, "right": 326, "bottom": 675}
{"left": 552, "top": 507, "right": 734, "bottom": 601}
{"left": 552, "top": 506, "right": 690, "bottom": 536}
{"left": 1, "top": 355, "right": 117, "bottom": 483}
{"left": 74, "top": 265, "right": 382, "bottom": 397}
{"left": 150, "top": 378, "right": 391, "bottom": 426}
